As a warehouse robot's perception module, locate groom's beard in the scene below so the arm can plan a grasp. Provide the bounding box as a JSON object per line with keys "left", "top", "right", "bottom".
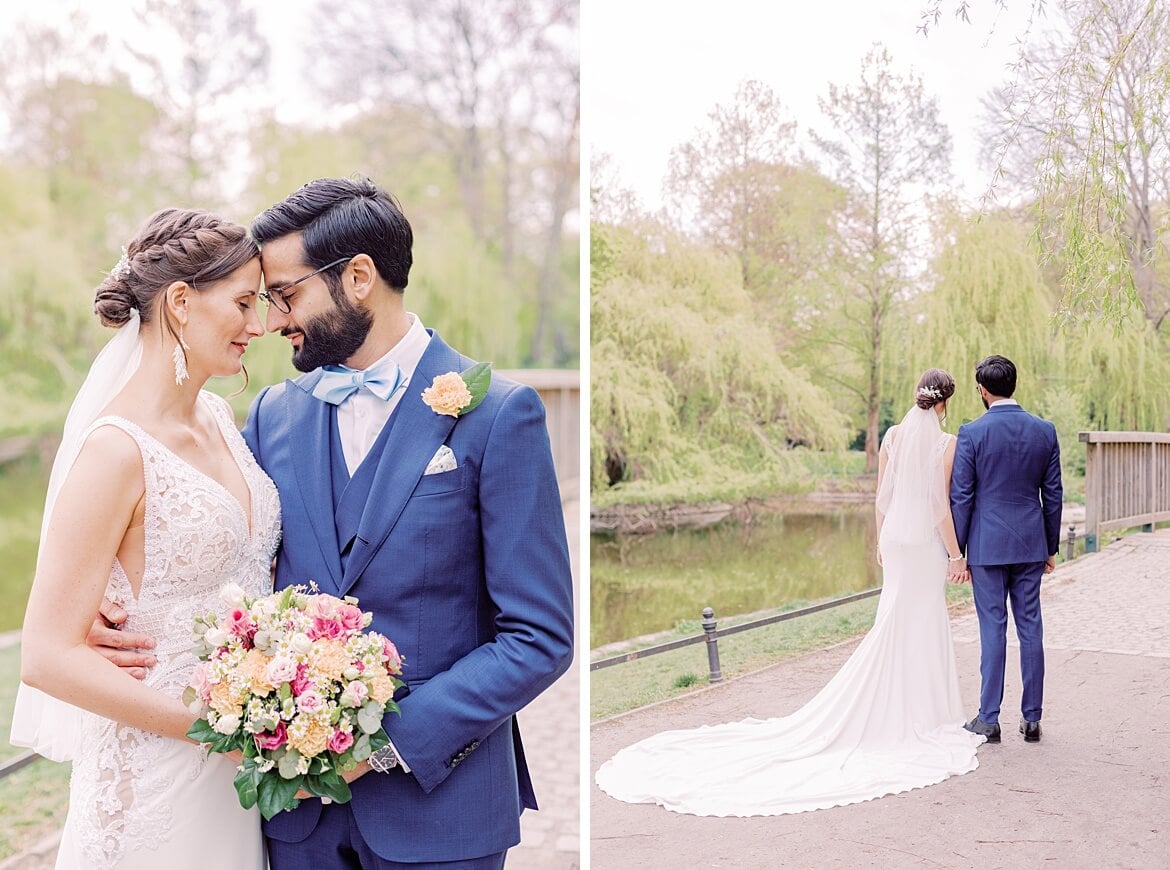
{"left": 287, "top": 295, "right": 374, "bottom": 372}
{"left": 980, "top": 394, "right": 990, "bottom": 410}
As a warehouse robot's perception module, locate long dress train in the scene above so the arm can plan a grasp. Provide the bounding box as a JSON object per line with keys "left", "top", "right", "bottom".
{"left": 595, "top": 410, "right": 983, "bottom": 817}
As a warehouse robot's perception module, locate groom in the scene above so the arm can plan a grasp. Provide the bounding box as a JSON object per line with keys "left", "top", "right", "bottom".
{"left": 243, "top": 177, "right": 574, "bottom": 867}
{"left": 950, "top": 355, "right": 1062, "bottom": 745}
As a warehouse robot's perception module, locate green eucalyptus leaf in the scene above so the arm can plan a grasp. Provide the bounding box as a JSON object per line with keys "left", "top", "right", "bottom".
{"left": 352, "top": 734, "right": 372, "bottom": 762}
{"left": 277, "top": 749, "right": 302, "bottom": 780}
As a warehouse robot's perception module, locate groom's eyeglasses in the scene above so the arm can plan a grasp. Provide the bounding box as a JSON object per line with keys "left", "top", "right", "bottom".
{"left": 260, "top": 257, "right": 353, "bottom": 313}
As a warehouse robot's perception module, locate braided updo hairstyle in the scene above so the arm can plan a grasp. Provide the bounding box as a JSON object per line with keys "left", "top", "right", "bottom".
{"left": 914, "top": 368, "right": 956, "bottom": 410}
{"left": 93, "top": 209, "right": 259, "bottom": 342}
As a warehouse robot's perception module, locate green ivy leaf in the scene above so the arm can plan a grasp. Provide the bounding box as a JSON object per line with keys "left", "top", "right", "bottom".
{"left": 307, "top": 772, "right": 352, "bottom": 805}
{"left": 459, "top": 362, "right": 492, "bottom": 415}
{"left": 186, "top": 717, "right": 217, "bottom": 743}
{"left": 234, "top": 760, "right": 259, "bottom": 810}
{"left": 257, "top": 772, "right": 302, "bottom": 820}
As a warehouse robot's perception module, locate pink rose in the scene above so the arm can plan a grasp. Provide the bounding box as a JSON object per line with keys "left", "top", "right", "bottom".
{"left": 339, "top": 681, "right": 368, "bottom": 708}
{"left": 291, "top": 663, "right": 313, "bottom": 696}
{"left": 337, "top": 604, "right": 363, "bottom": 632}
{"left": 327, "top": 729, "right": 354, "bottom": 754}
{"left": 307, "top": 617, "right": 344, "bottom": 641}
{"left": 265, "top": 657, "right": 298, "bottom": 686}
{"left": 189, "top": 662, "right": 212, "bottom": 702}
{"left": 254, "top": 721, "right": 287, "bottom": 751}
{"left": 297, "top": 689, "right": 325, "bottom": 714}
{"left": 382, "top": 637, "right": 402, "bottom": 672}
{"left": 227, "top": 608, "right": 257, "bottom": 645}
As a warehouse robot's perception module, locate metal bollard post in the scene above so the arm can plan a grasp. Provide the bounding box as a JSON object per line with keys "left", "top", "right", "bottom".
{"left": 701, "top": 607, "right": 723, "bottom": 683}
{"left": 1065, "top": 525, "right": 1076, "bottom": 563}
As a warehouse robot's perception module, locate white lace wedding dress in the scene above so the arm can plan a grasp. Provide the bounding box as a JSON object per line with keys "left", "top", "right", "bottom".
{"left": 53, "top": 391, "right": 281, "bottom": 868}
{"left": 595, "top": 405, "right": 984, "bottom": 816}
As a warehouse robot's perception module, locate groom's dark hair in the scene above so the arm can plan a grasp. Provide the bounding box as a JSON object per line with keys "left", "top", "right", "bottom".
{"left": 975, "top": 355, "right": 1017, "bottom": 398}
{"left": 251, "top": 176, "right": 413, "bottom": 294}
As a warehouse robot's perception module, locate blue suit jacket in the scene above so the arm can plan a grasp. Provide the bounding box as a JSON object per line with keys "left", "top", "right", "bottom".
{"left": 242, "top": 331, "right": 574, "bottom": 863}
{"left": 950, "top": 403, "right": 1063, "bottom": 566}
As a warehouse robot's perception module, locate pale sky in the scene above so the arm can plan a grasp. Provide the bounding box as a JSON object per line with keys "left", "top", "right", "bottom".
{"left": 585, "top": 0, "right": 1053, "bottom": 211}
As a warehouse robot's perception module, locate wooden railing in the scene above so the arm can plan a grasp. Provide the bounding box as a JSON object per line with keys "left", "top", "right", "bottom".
{"left": 499, "top": 369, "right": 579, "bottom": 498}
{"left": 1080, "top": 431, "right": 1170, "bottom": 552}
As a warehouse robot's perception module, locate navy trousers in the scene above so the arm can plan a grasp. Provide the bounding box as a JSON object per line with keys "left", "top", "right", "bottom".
{"left": 970, "top": 561, "right": 1046, "bottom": 723}
{"left": 266, "top": 800, "right": 507, "bottom": 870}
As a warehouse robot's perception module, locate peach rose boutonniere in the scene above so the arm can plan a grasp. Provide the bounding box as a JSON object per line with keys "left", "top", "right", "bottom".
{"left": 421, "top": 362, "right": 491, "bottom": 418}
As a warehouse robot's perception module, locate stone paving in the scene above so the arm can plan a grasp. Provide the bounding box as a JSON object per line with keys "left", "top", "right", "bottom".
{"left": 591, "top": 529, "right": 1170, "bottom": 869}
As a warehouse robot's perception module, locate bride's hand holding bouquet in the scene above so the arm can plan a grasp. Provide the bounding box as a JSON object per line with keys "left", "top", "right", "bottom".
{"left": 184, "top": 584, "right": 404, "bottom": 820}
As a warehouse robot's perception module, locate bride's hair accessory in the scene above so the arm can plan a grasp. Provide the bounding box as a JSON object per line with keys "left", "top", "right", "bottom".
{"left": 110, "top": 246, "right": 132, "bottom": 281}
{"left": 914, "top": 369, "right": 955, "bottom": 410}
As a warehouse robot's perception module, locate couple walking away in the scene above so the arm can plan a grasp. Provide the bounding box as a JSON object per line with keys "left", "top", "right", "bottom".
{"left": 596, "top": 358, "right": 1062, "bottom": 816}
{"left": 11, "top": 177, "right": 575, "bottom": 868}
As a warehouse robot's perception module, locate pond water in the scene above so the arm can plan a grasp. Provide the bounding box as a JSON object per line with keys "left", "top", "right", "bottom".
{"left": 0, "top": 455, "right": 48, "bottom": 632}
{"left": 590, "top": 504, "right": 880, "bottom": 648}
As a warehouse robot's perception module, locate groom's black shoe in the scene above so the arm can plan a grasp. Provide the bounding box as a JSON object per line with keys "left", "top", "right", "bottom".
{"left": 964, "top": 717, "right": 1001, "bottom": 743}
{"left": 1020, "top": 720, "right": 1042, "bottom": 742}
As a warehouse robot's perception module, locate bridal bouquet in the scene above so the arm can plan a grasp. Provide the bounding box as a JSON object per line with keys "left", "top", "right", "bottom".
{"left": 184, "top": 584, "right": 404, "bottom": 819}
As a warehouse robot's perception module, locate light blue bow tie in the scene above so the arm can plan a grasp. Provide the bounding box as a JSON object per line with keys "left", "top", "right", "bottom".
{"left": 311, "top": 358, "right": 404, "bottom": 405}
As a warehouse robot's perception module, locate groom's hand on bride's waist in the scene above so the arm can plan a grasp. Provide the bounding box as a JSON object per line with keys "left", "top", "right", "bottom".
{"left": 87, "top": 596, "right": 157, "bottom": 679}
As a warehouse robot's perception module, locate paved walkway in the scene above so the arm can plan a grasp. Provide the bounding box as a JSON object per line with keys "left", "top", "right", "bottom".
{"left": 591, "top": 530, "right": 1170, "bottom": 869}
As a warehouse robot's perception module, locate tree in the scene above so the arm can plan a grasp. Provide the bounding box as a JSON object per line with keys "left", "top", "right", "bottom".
{"left": 127, "top": 0, "right": 269, "bottom": 205}
{"left": 309, "top": 0, "right": 579, "bottom": 366}
{"left": 810, "top": 45, "right": 952, "bottom": 471}
{"left": 591, "top": 216, "right": 849, "bottom": 504}
{"left": 982, "top": 0, "right": 1170, "bottom": 331}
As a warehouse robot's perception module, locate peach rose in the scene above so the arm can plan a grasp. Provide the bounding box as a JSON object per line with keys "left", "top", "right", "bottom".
{"left": 287, "top": 719, "right": 331, "bottom": 758}
{"left": 421, "top": 372, "right": 472, "bottom": 417}
{"left": 311, "top": 639, "right": 352, "bottom": 683}
{"left": 367, "top": 675, "right": 397, "bottom": 705}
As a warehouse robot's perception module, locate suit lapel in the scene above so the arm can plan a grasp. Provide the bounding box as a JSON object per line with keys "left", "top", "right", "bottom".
{"left": 287, "top": 371, "right": 344, "bottom": 593}
{"left": 340, "top": 333, "right": 463, "bottom": 594}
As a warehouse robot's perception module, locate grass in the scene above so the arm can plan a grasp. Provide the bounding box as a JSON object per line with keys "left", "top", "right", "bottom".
{"left": 590, "top": 584, "right": 975, "bottom": 721}
{"left": 0, "top": 645, "right": 70, "bottom": 861}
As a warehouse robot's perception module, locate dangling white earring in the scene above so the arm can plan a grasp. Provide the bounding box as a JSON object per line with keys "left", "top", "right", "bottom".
{"left": 173, "top": 327, "right": 191, "bottom": 386}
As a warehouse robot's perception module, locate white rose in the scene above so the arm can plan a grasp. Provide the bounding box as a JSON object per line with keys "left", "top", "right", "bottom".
{"left": 289, "top": 633, "right": 313, "bottom": 656}
{"left": 213, "top": 713, "right": 241, "bottom": 735}
{"left": 204, "top": 627, "right": 230, "bottom": 647}
{"left": 219, "top": 583, "right": 247, "bottom": 608}
{"left": 188, "top": 699, "right": 207, "bottom": 716}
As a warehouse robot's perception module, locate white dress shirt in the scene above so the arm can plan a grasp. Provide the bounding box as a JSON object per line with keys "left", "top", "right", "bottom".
{"left": 332, "top": 313, "right": 429, "bottom": 775}
{"left": 335, "top": 312, "right": 430, "bottom": 476}
{"left": 989, "top": 398, "right": 1019, "bottom": 408}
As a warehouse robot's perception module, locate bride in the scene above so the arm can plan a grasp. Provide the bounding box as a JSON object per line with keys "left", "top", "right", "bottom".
{"left": 595, "top": 369, "right": 985, "bottom": 816}
{"left": 12, "top": 209, "right": 281, "bottom": 867}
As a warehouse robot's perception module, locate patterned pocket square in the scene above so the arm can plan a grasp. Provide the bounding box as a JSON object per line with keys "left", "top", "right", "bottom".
{"left": 424, "top": 444, "right": 458, "bottom": 475}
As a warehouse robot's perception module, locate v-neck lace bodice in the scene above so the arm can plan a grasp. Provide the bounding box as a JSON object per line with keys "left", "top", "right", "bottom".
{"left": 59, "top": 390, "right": 280, "bottom": 868}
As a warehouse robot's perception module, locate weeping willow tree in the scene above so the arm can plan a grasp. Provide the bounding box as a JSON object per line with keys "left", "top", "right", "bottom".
{"left": 898, "top": 213, "right": 1059, "bottom": 427}
{"left": 902, "top": 210, "right": 1170, "bottom": 488}
{"left": 591, "top": 219, "right": 849, "bottom": 506}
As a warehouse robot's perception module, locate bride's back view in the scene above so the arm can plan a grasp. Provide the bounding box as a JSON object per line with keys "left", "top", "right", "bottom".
{"left": 596, "top": 368, "right": 984, "bottom": 817}
{"left": 13, "top": 210, "right": 280, "bottom": 867}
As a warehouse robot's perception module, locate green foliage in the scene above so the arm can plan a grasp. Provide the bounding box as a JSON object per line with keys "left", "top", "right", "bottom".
{"left": 903, "top": 210, "right": 1170, "bottom": 442}
{"left": 590, "top": 219, "right": 849, "bottom": 502}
